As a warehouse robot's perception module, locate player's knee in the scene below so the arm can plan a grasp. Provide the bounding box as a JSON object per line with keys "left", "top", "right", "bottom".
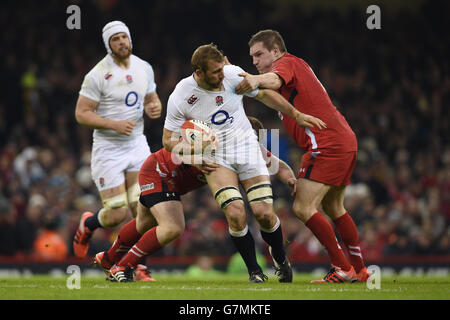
{"left": 158, "top": 222, "right": 184, "bottom": 244}
{"left": 251, "top": 204, "right": 274, "bottom": 225}
{"left": 224, "top": 201, "right": 246, "bottom": 225}
{"left": 166, "top": 223, "right": 185, "bottom": 242}
{"left": 292, "top": 200, "right": 315, "bottom": 222}
{"left": 101, "top": 193, "right": 129, "bottom": 227}
{"left": 136, "top": 211, "right": 153, "bottom": 234}
{"left": 101, "top": 207, "right": 128, "bottom": 227}
{"left": 246, "top": 182, "right": 274, "bottom": 224}
{"left": 321, "top": 201, "right": 338, "bottom": 217}
{"left": 103, "top": 192, "right": 128, "bottom": 211}
{"left": 322, "top": 200, "right": 345, "bottom": 219}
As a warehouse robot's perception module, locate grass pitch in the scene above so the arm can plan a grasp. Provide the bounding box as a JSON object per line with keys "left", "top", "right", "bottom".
{"left": 1, "top": 273, "right": 449, "bottom": 300}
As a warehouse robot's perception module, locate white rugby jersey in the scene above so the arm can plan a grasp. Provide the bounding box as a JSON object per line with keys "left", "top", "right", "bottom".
{"left": 79, "top": 54, "right": 157, "bottom": 144}
{"left": 164, "top": 64, "right": 260, "bottom": 163}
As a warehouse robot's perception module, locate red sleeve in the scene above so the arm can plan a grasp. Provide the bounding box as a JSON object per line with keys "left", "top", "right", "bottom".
{"left": 271, "top": 58, "right": 294, "bottom": 87}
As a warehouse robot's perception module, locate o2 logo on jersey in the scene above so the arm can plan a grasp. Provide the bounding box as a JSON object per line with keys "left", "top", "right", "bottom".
{"left": 125, "top": 91, "right": 140, "bottom": 109}
{"left": 211, "top": 110, "right": 234, "bottom": 125}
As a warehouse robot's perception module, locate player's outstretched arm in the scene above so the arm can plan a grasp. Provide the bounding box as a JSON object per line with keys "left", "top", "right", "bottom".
{"left": 236, "top": 72, "right": 282, "bottom": 94}
{"left": 75, "top": 95, "right": 136, "bottom": 135}
{"left": 254, "top": 89, "right": 326, "bottom": 130}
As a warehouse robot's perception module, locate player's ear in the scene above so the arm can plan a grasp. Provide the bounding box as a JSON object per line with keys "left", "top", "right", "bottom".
{"left": 194, "top": 68, "right": 203, "bottom": 78}
{"left": 272, "top": 45, "right": 280, "bottom": 57}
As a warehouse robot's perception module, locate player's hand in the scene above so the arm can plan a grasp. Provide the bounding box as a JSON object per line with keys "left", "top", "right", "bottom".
{"left": 145, "top": 101, "right": 162, "bottom": 119}
{"left": 294, "top": 112, "right": 327, "bottom": 130}
{"left": 201, "top": 130, "right": 218, "bottom": 153}
{"left": 287, "top": 178, "right": 297, "bottom": 196}
{"left": 235, "top": 72, "right": 259, "bottom": 95}
{"left": 113, "top": 120, "right": 136, "bottom": 135}
{"left": 195, "top": 158, "right": 219, "bottom": 175}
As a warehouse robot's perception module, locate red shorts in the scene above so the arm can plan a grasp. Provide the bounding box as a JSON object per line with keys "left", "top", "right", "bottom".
{"left": 138, "top": 153, "right": 206, "bottom": 208}
{"left": 297, "top": 151, "right": 357, "bottom": 186}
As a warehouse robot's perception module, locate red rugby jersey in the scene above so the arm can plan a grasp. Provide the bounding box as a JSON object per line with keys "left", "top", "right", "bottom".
{"left": 150, "top": 148, "right": 206, "bottom": 195}
{"left": 270, "top": 53, "right": 357, "bottom": 152}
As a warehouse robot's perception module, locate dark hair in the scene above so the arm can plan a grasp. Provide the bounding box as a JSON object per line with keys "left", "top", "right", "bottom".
{"left": 248, "top": 29, "right": 287, "bottom": 53}
{"left": 247, "top": 116, "right": 265, "bottom": 132}
{"left": 191, "top": 43, "right": 224, "bottom": 72}
{"left": 247, "top": 116, "right": 265, "bottom": 141}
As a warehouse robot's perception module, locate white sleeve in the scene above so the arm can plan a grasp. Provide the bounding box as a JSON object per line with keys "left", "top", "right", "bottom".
{"left": 145, "top": 62, "right": 157, "bottom": 94}
{"left": 227, "top": 65, "right": 259, "bottom": 98}
{"left": 163, "top": 93, "right": 186, "bottom": 132}
{"left": 79, "top": 71, "right": 102, "bottom": 102}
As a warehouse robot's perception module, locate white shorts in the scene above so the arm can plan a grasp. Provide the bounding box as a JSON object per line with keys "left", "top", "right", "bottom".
{"left": 91, "top": 135, "right": 151, "bottom": 191}
{"left": 214, "top": 136, "right": 269, "bottom": 181}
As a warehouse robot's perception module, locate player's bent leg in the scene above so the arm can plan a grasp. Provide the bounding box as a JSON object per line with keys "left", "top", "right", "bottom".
{"left": 100, "top": 202, "right": 155, "bottom": 274}
{"left": 322, "top": 186, "right": 367, "bottom": 278}
{"left": 205, "top": 166, "right": 246, "bottom": 231}
{"left": 294, "top": 178, "right": 354, "bottom": 278}
{"left": 99, "top": 183, "right": 131, "bottom": 227}
{"left": 205, "top": 166, "right": 265, "bottom": 280}
{"left": 241, "top": 176, "right": 292, "bottom": 282}
{"left": 241, "top": 176, "right": 275, "bottom": 229}
{"left": 104, "top": 203, "right": 156, "bottom": 282}
{"left": 222, "top": 199, "right": 247, "bottom": 231}
{"left": 111, "top": 200, "right": 184, "bottom": 282}
{"left": 321, "top": 185, "right": 347, "bottom": 220}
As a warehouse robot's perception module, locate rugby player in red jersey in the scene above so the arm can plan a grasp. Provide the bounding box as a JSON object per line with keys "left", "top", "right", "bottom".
{"left": 236, "top": 30, "right": 370, "bottom": 283}
{"left": 94, "top": 117, "right": 299, "bottom": 282}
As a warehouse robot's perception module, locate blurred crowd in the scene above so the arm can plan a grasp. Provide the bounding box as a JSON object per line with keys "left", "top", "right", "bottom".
{"left": 0, "top": 0, "right": 449, "bottom": 263}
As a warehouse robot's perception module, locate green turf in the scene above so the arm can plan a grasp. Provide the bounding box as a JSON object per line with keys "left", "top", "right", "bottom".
{"left": 0, "top": 273, "right": 449, "bottom": 300}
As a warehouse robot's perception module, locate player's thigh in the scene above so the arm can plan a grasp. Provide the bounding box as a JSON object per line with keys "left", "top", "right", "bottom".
{"left": 150, "top": 200, "right": 184, "bottom": 228}
{"left": 321, "top": 185, "right": 347, "bottom": 220}
{"left": 205, "top": 165, "right": 246, "bottom": 227}
{"left": 205, "top": 165, "right": 240, "bottom": 194}
{"left": 293, "top": 178, "right": 330, "bottom": 222}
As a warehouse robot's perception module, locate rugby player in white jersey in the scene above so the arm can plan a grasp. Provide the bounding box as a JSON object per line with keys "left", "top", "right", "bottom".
{"left": 162, "top": 44, "right": 325, "bottom": 282}
{"left": 73, "top": 21, "right": 162, "bottom": 279}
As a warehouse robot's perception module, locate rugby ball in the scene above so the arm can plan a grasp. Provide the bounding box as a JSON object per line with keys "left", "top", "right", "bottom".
{"left": 181, "top": 119, "right": 213, "bottom": 144}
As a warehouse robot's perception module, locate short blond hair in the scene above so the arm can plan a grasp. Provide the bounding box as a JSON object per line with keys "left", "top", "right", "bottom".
{"left": 191, "top": 43, "right": 224, "bottom": 72}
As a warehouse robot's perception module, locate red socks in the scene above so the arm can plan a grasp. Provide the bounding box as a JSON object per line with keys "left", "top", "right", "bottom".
{"left": 333, "top": 212, "right": 365, "bottom": 273}
{"left": 117, "top": 227, "right": 162, "bottom": 268}
{"left": 305, "top": 212, "right": 352, "bottom": 271}
{"left": 107, "top": 219, "right": 141, "bottom": 263}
